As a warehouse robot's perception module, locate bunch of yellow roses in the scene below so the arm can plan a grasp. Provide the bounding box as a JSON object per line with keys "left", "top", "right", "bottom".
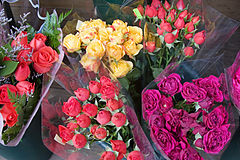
{"left": 63, "top": 19, "right": 143, "bottom": 78}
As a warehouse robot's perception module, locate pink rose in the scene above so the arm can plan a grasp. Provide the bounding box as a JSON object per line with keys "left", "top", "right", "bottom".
{"left": 76, "top": 114, "right": 91, "bottom": 128}
{"left": 58, "top": 125, "right": 74, "bottom": 143}
{"left": 67, "top": 122, "right": 79, "bottom": 131}
{"left": 110, "top": 140, "right": 127, "bottom": 154}
{"left": 203, "top": 125, "right": 231, "bottom": 154}
{"left": 16, "top": 81, "right": 35, "bottom": 96}
{"left": 179, "top": 10, "right": 188, "bottom": 18}
{"left": 151, "top": 0, "right": 161, "bottom": 8}
{"left": 95, "top": 128, "right": 107, "bottom": 139}
{"left": 146, "top": 41, "right": 156, "bottom": 53}
{"left": 174, "top": 17, "right": 185, "bottom": 29}
{"left": 100, "top": 82, "right": 118, "bottom": 100}
{"left": 0, "top": 103, "right": 18, "bottom": 127}
{"left": 106, "top": 99, "right": 123, "bottom": 111}
{"left": 72, "top": 134, "right": 87, "bottom": 149}
{"left": 149, "top": 115, "right": 165, "bottom": 132}
{"left": 164, "top": 1, "right": 171, "bottom": 10}
{"left": 192, "top": 16, "right": 200, "bottom": 24}
{"left": 90, "top": 125, "right": 99, "bottom": 135}
{"left": 62, "top": 97, "right": 82, "bottom": 117}
{"left": 82, "top": 103, "right": 98, "bottom": 117}
{"left": 158, "top": 95, "right": 173, "bottom": 114}
{"left": 167, "top": 12, "right": 175, "bottom": 22}
{"left": 100, "top": 76, "right": 111, "bottom": 85}
{"left": 17, "top": 45, "right": 33, "bottom": 65}
{"left": 181, "top": 82, "right": 207, "bottom": 102}
{"left": 180, "top": 147, "right": 203, "bottom": 160}
{"left": 111, "top": 112, "right": 126, "bottom": 127}
{"left": 184, "top": 33, "right": 193, "bottom": 40}
{"left": 185, "top": 21, "right": 194, "bottom": 32}
{"left": 96, "top": 110, "right": 112, "bottom": 125}
{"left": 100, "top": 151, "right": 116, "bottom": 160}
{"left": 30, "top": 33, "right": 47, "bottom": 51}
{"left": 163, "top": 108, "right": 182, "bottom": 133}
{"left": 133, "top": 5, "right": 144, "bottom": 17}
{"left": 164, "top": 33, "right": 175, "bottom": 44}
{"left": 160, "top": 20, "right": 172, "bottom": 32}
{"left": 176, "top": 0, "right": 185, "bottom": 10}
{"left": 14, "top": 62, "right": 30, "bottom": 81}
{"left": 145, "top": 5, "right": 157, "bottom": 18}
{"left": 184, "top": 47, "right": 194, "bottom": 56}
{"left": 157, "top": 27, "right": 164, "bottom": 36}
{"left": 11, "top": 31, "right": 28, "bottom": 47}
{"left": 158, "top": 73, "right": 182, "bottom": 96}
{"left": 89, "top": 80, "right": 101, "bottom": 94}
{"left": 0, "top": 84, "right": 18, "bottom": 104}
{"left": 74, "top": 88, "right": 90, "bottom": 101}
{"left": 194, "top": 31, "right": 205, "bottom": 45}
{"left": 127, "top": 151, "right": 144, "bottom": 160}
{"left": 158, "top": 7, "right": 166, "bottom": 19}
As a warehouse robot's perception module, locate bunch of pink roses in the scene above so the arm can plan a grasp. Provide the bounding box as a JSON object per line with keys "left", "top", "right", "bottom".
{"left": 142, "top": 73, "right": 231, "bottom": 159}
{"left": 57, "top": 76, "right": 144, "bottom": 160}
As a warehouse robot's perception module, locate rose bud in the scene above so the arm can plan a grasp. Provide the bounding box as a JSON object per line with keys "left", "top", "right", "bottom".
{"left": 0, "top": 103, "right": 18, "bottom": 127}
{"left": 67, "top": 122, "right": 79, "bottom": 131}
{"left": 173, "top": 29, "right": 180, "bottom": 39}
{"left": 151, "top": 0, "right": 161, "bottom": 8}
{"left": 164, "top": 33, "right": 175, "bottom": 44}
{"left": 187, "top": 13, "right": 193, "bottom": 20}
{"left": 166, "top": 12, "right": 175, "bottom": 22}
{"left": 11, "top": 31, "right": 28, "bottom": 47}
{"left": 17, "top": 45, "right": 33, "bottom": 65}
{"left": 3, "top": 56, "right": 11, "bottom": 61}
{"left": 76, "top": 114, "right": 91, "bottom": 128}
{"left": 95, "top": 128, "right": 107, "bottom": 139}
{"left": 157, "top": 27, "right": 164, "bottom": 35}
{"left": 90, "top": 125, "right": 99, "bottom": 135}
{"left": 127, "top": 151, "right": 144, "bottom": 160}
{"left": 72, "top": 134, "right": 87, "bottom": 149}
{"left": 194, "top": 31, "right": 205, "bottom": 45}
{"left": 0, "top": 84, "right": 18, "bottom": 104}
{"left": 74, "top": 88, "right": 90, "bottom": 101}
{"left": 96, "top": 110, "right": 112, "bottom": 125}
{"left": 185, "top": 33, "right": 193, "bottom": 40}
{"left": 145, "top": 5, "right": 157, "bottom": 18}
{"left": 100, "top": 76, "right": 111, "bottom": 85}
{"left": 89, "top": 80, "right": 101, "bottom": 94}
{"left": 176, "top": 0, "right": 185, "bottom": 10}
{"left": 110, "top": 140, "right": 127, "bottom": 154}
{"left": 30, "top": 33, "right": 47, "bottom": 51}
{"left": 58, "top": 125, "right": 74, "bottom": 143}
{"left": 157, "top": 7, "right": 166, "bottom": 19}
{"left": 184, "top": 47, "right": 194, "bottom": 56}
{"left": 146, "top": 41, "right": 156, "bottom": 53}
{"left": 170, "top": 9, "right": 176, "bottom": 15}
{"left": 15, "top": 62, "right": 30, "bottom": 81}
{"left": 179, "top": 10, "right": 188, "bottom": 18}
{"left": 16, "top": 81, "right": 35, "bottom": 96}
{"left": 195, "top": 138, "right": 203, "bottom": 148}
{"left": 160, "top": 20, "right": 172, "bottom": 32}
{"left": 100, "top": 151, "right": 116, "bottom": 160}
{"left": 82, "top": 103, "right": 98, "bottom": 117}
{"left": 185, "top": 21, "right": 194, "bottom": 32}
{"left": 107, "top": 99, "right": 122, "bottom": 111}
{"left": 137, "top": 5, "right": 144, "bottom": 16}
{"left": 32, "top": 46, "right": 59, "bottom": 74}
{"left": 192, "top": 16, "right": 200, "bottom": 24}
{"left": 111, "top": 112, "right": 127, "bottom": 127}
{"left": 174, "top": 17, "right": 185, "bottom": 29}
{"left": 117, "top": 153, "right": 124, "bottom": 160}
{"left": 62, "top": 96, "right": 82, "bottom": 117}
{"left": 164, "top": 1, "right": 171, "bottom": 10}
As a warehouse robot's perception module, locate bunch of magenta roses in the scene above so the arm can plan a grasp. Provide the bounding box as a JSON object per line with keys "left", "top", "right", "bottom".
{"left": 142, "top": 69, "right": 233, "bottom": 159}
{"left": 0, "top": 10, "right": 69, "bottom": 145}
{"left": 133, "top": 0, "right": 205, "bottom": 78}
{"left": 56, "top": 75, "right": 145, "bottom": 160}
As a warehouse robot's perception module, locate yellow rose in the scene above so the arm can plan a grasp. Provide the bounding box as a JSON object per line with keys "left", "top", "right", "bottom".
{"left": 86, "top": 39, "right": 105, "bottom": 59}
{"left": 112, "top": 19, "right": 128, "bottom": 34}
{"left": 123, "top": 39, "right": 143, "bottom": 57}
{"left": 128, "top": 26, "right": 143, "bottom": 44}
{"left": 63, "top": 34, "right": 81, "bottom": 53}
{"left": 106, "top": 42, "right": 125, "bottom": 61}
{"left": 109, "top": 30, "right": 125, "bottom": 44}
{"left": 79, "top": 27, "right": 98, "bottom": 45}
{"left": 98, "top": 27, "right": 113, "bottom": 43}
{"left": 77, "top": 20, "right": 91, "bottom": 32}
{"left": 80, "top": 54, "right": 100, "bottom": 73}
{"left": 89, "top": 19, "right": 106, "bottom": 30}
{"left": 109, "top": 59, "right": 133, "bottom": 78}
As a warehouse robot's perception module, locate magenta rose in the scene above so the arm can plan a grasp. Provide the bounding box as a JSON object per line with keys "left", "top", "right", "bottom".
{"left": 180, "top": 110, "right": 200, "bottom": 136}
{"left": 180, "top": 147, "right": 203, "bottom": 160}
{"left": 163, "top": 108, "right": 183, "bottom": 133}
{"left": 233, "top": 67, "right": 240, "bottom": 90}
{"left": 159, "top": 95, "right": 173, "bottom": 114}
{"left": 198, "top": 96, "right": 214, "bottom": 110}
{"left": 149, "top": 115, "right": 165, "bottom": 132}
{"left": 167, "top": 146, "right": 181, "bottom": 160}
{"left": 181, "top": 82, "right": 207, "bottom": 102}
{"left": 203, "top": 105, "right": 228, "bottom": 129}
{"left": 62, "top": 97, "right": 82, "bottom": 117}
{"left": 158, "top": 73, "right": 182, "bottom": 96}
{"left": 203, "top": 125, "right": 231, "bottom": 154}
{"left": 142, "top": 89, "right": 161, "bottom": 120}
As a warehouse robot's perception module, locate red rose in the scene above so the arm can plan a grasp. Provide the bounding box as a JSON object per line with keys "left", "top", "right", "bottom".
{"left": 62, "top": 97, "right": 82, "bottom": 117}
{"left": 32, "top": 46, "right": 59, "bottom": 74}
{"left": 110, "top": 140, "right": 127, "bottom": 154}
{"left": 111, "top": 112, "right": 126, "bottom": 127}
{"left": 176, "top": 0, "right": 185, "bottom": 10}
{"left": 17, "top": 45, "right": 33, "bottom": 65}
{"left": 164, "top": 1, "right": 171, "bottom": 10}
{"left": 170, "top": 9, "right": 176, "bottom": 15}
{"left": 185, "top": 33, "right": 193, "bottom": 40}
{"left": 164, "top": 33, "right": 175, "bottom": 44}
{"left": 185, "top": 21, "right": 194, "bottom": 32}
{"left": 89, "top": 80, "right": 101, "bottom": 94}
{"left": 173, "top": 29, "right": 180, "bottom": 39}
{"left": 146, "top": 41, "right": 156, "bottom": 53}
{"left": 11, "top": 31, "right": 28, "bottom": 47}
{"left": 157, "top": 27, "right": 164, "bottom": 35}
{"left": 194, "top": 31, "right": 205, "bottom": 45}
{"left": 100, "top": 151, "right": 116, "bottom": 160}
{"left": 100, "top": 82, "right": 118, "bottom": 100}
{"left": 95, "top": 128, "right": 107, "bottom": 139}
{"left": 187, "top": 13, "right": 193, "bottom": 20}
{"left": 136, "top": 5, "right": 144, "bottom": 16}
{"left": 67, "top": 122, "right": 79, "bottom": 131}
{"left": 192, "top": 16, "right": 200, "bottom": 24}
{"left": 179, "top": 10, "right": 188, "bottom": 18}
{"left": 3, "top": 56, "right": 11, "bottom": 61}
{"left": 82, "top": 103, "right": 98, "bottom": 117}
{"left": 100, "top": 76, "right": 111, "bottom": 85}
{"left": 160, "top": 20, "right": 172, "bottom": 32}
{"left": 145, "top": 5, "right": 157, "bottom": 18}
{"left": 174, "top": 17, "right": 185, "bottom": 29}
{"left": 76, "top": 114, "right": 91, "bottom": 128}
{"left": 58, "top": 125, "right": 74, "bottom": 143}
{"left": 16, "top": 81, "right": 35, "bottom": 96}
{"left": 90, "top": 125, "right": 99, "bottom": 135}
{"left": 30, "top": 33, "right": 47, "bottom": 51}
{"left": 127, "top": 151, "right": 144, "bottom": 160}
{"left": 96, "top": 110, "right": 112, "bottom": 125}
{"left": 72, "top": 134, "right": 87, "bottom": 149}
{"left": 107, "top": 99, "right": 123, "bottom": 111}
{"left": 0, "top": 84, "right": 17, "bottom": 104}
{"left": 184, "top": 47, "right": 194, "bottom": 56}
{"left": 14, "top": 62, "right": 30, "bottom": 81}
{"left": 166, "top": 12, "right": 175, "bottom": 22}
{"left": 74, "top": 88, "right": 90, "bottom": 101}
{"left": 151, "top": 0, "right": 161, "bottom": 8}
{"left": 0, "top": 103, "right": 18, "bottom": 127}
{"left": 157, "top": 7, "right": 166, "bottom": 20}
{"left": 117, "top": 153, "right": 124, "bottom": 160}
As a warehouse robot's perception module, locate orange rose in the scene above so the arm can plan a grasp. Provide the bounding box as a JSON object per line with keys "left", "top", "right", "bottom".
{"left": 106, "top": 42, "right": 125, "bottom": 61}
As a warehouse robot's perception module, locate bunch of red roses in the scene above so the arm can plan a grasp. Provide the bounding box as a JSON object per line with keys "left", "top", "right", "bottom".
{"left": 142, "top": 73, "right": 231, "bottom": 159}
{"left": 57, "top": 76, "right": 144, "bottom": 160}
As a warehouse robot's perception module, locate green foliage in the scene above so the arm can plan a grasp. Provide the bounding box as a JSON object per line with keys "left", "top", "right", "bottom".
{"left": 27, "top": 24, "right": 37, "bottom": 41}
{"left": 0, "top": 60, "right": 19, "bottom": 77}
{"left": 1, "top": 125, "right": 23, "bottom": 144}
{"left": 118, "top": 77, "right": 130, "bottom": 90}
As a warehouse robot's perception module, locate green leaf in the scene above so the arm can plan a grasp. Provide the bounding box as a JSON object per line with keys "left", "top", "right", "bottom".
{"left": 27, "top": 24, "right": 36, "bottom": 41}
{"left": 117, "top": 133, "right": 123, "bottom": 141}
{"left": 133, "top": 8, "right": 143, "bottom": 19}
{"left": 126, "top": 68, "right": 141, "bottom": 82}
{"left": 151, "top": 67, "right": 163, "bottom": 79}
{"left": 58, "top": 9, "right": 72, "bottom": 25}
{"left": 118, "top": 77, "right": 129, "bottom": 90}
{"left": 126, "top": 138, "right": 132, "bottom": 148}
{"left": 0, "top": 60, "right": 19, "bottom": 76}
{"left": 1, "top": 125, "right": 22, "bottom": 144}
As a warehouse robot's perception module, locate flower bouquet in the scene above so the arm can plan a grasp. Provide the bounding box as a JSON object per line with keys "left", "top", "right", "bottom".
{"left": 142, "top": 56, "right": 238, "bottom": 160}
{"left": 0, "top": 10, "right": 68, "bottom": 146}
